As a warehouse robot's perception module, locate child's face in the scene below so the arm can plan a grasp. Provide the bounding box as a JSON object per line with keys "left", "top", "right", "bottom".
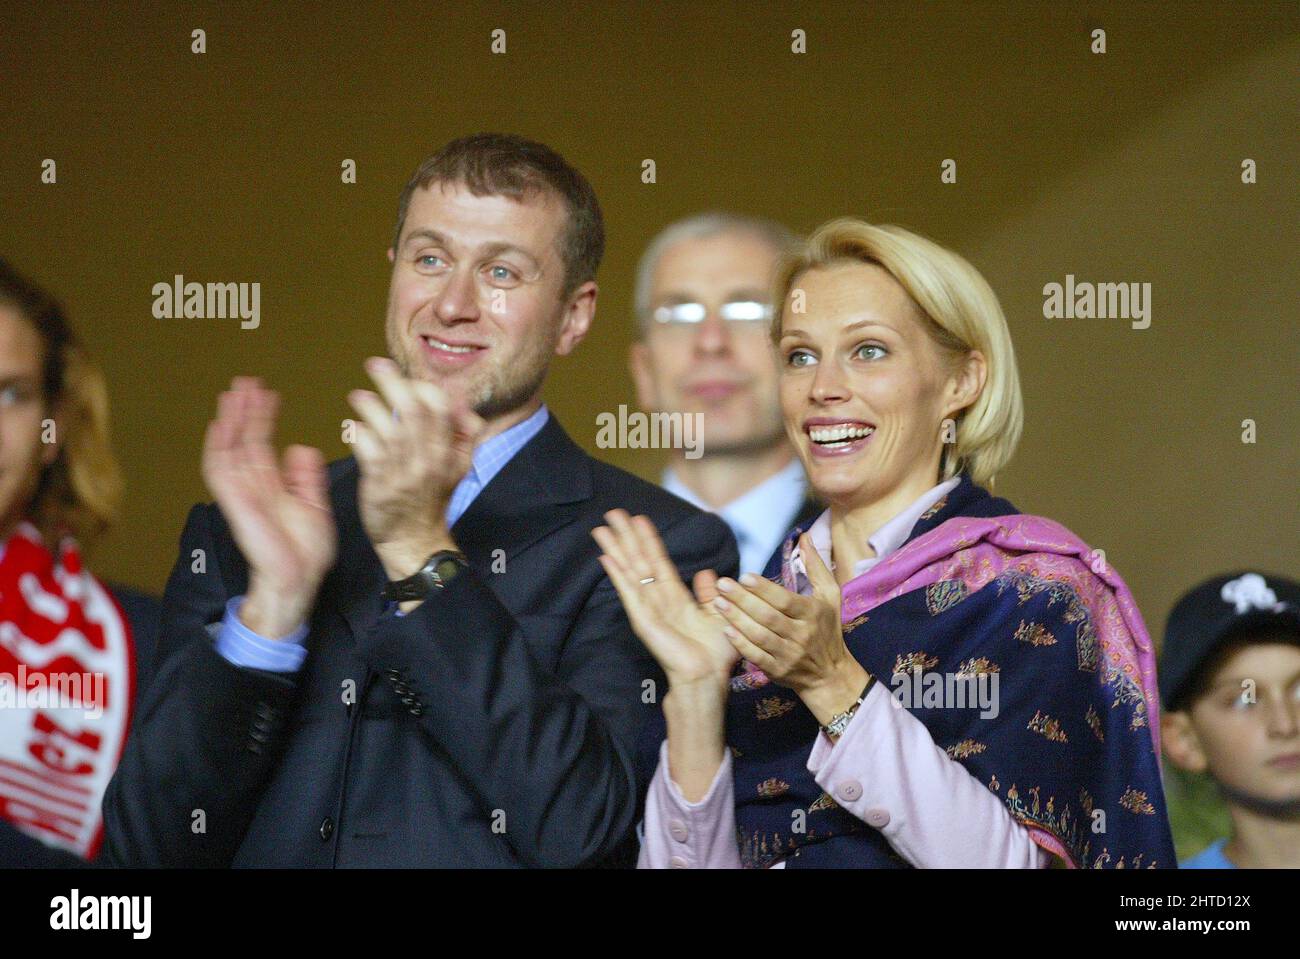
{"left": 1181, "top": 642, "right": 1300, "bottom": 803}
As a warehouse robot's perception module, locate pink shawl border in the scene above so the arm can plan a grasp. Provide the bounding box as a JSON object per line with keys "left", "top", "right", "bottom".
{"left": 808, "top": 513, "right": 1163, "bottom": 757}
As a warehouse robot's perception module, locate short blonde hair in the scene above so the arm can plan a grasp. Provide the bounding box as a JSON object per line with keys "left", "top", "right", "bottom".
{"left": 772, "top": 218, "right": 1023, "bottom": 487}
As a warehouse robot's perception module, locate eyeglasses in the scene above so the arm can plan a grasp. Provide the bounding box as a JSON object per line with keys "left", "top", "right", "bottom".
{"left": 649, "top": 300, "right": 773, "bottom": 328}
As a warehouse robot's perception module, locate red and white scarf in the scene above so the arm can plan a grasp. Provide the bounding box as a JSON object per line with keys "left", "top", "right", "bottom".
{"left": 0, "top": 521, "right": 133, "bottom": 861}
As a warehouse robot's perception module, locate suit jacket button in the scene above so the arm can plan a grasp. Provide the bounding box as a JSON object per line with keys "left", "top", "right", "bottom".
{"left": 319, "top": 817, "right": 335, "bottom": 841}
{"left": 393, "top": 682, "right": 410, "bottom": 696}
{"left": 410, "top": 704, "right": 424, "bottom": 717}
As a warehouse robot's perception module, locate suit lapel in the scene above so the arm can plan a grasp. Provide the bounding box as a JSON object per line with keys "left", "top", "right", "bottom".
{"left": 333, "top": 415, "right": 594, "bottom": 648}
{"left": 328, "top": 460, "right": 387, "bottom": 649}
{"left": 450, "top": 415, "right": 592, "bottom": 569}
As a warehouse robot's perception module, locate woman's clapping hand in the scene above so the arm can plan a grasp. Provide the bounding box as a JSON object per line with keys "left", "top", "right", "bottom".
{"left": 711, "top": 533, "right": 869, "bottom": 720}
{"left": 592, "top": 510, "right": 738, "bottom": 687}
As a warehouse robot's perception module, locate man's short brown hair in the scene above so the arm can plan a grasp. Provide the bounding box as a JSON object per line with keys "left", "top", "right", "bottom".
{"left": 392, "top": 133, "right": 605, "bottom": 300}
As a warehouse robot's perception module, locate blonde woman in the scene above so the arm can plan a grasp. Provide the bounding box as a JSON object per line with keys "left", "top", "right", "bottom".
{"left": 0, "top": 260, "right": 158, "bottom": 866}
{"left": 595, "top": 218, "right": 1173, "bottom": 868}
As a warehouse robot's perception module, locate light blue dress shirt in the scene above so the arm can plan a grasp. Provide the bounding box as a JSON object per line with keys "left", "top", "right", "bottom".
{"left": 215, "top": 404, "right": 550, "bottom": 672}
{"left": 662, "top": 457, "right": 809, "bottom": 576}
{"left": 1180, "top": 839, "right": 1236, "bottom": 869}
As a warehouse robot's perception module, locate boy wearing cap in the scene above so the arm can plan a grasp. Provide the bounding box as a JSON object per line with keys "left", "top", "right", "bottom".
{"left": 1160, "top": 571, "right": 1300, "bottom": 868}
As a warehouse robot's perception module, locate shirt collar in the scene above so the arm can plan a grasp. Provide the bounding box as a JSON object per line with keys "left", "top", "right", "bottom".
{"left": 662, "top": 458, "right": 807, "bottom": 548}
{"left": 466, "top": 404, "right": 550, "bottom": 488}
{"left": 795, "top": 475, "right": 961, "bottom": 582}
{"left": 722, "top": 457, "right": 811, "bottom": 548}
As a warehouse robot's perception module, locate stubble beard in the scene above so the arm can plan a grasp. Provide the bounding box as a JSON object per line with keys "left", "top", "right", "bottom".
{"left": 387, "top": 328, "right": 555, "bottom": 423}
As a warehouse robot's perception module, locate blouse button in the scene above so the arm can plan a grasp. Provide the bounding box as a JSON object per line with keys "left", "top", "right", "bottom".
{"left": 865, "top": 808, "right": 891, "bottom": 829}
{"left": 669, "top": 819, "right": 689, "bottom": 843}
{"left": 835, "top": 779, "right": 863, "bottom": 802}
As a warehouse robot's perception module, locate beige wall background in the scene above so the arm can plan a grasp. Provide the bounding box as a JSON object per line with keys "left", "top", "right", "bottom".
{"left": 3, "top": 1, "right": 1296, "bottom": 642}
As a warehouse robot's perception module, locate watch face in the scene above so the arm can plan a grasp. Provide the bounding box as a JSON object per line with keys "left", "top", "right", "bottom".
{"left": 432, "top": 557, "right": 464, "bottom": 582}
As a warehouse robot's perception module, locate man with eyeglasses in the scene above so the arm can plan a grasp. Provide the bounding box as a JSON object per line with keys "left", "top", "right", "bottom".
{"left": 629, "top": 213, "right": 820, "bottom": 576}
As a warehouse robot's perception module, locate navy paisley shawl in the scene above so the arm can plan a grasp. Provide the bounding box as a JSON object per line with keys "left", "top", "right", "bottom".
{"left": 716, "top": 474, "right": 1175, "bottom": 868}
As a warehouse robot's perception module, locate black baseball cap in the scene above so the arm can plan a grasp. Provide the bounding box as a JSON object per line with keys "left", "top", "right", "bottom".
{"left": 1160, "top": 571, "right": 1300, "bottom": 711}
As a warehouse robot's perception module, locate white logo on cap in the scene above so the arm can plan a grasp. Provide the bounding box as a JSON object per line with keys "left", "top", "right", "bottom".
{"left": 1220, "top": 573, "right": 1283, "bottom": 615}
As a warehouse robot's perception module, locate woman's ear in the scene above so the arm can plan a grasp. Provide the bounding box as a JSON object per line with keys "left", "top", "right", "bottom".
{"left": 943, "top": 349, "right": 986, "bottom": 420}
{"left": 1161, "top": 710, "right": 1209, "bottom": 774}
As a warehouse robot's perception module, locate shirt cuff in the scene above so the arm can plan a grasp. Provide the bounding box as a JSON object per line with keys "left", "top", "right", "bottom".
{"left": 214, "top": 595, "right": 309, "bottom": 673}
{"left": 806, "top": 681, "right": 877, "bottom": 774}
{"left": 637, "top": 740, "right": 741, "bottom": 869}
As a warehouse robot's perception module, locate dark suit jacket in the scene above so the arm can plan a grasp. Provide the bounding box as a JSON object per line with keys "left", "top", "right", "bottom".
{"left": 101, "top": 416, "right": 737, "bottom": 867}
{"left": 2, "top": 582, "right": 159, "bottom": 868}
{"left": 791, "top": 495, "right": 824, "bottom": 532}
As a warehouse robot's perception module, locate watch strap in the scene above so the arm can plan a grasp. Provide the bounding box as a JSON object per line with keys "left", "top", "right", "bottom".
{"left": 381, "top": 549, "right": 468, "bottom": 602}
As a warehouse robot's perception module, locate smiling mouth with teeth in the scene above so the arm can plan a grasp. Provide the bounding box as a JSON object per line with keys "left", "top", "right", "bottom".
{"left": 423, "top": 335, "right": 483, "bottom": 355}
{"left": 807, "top": 423, "right": 875, "bottom": 449}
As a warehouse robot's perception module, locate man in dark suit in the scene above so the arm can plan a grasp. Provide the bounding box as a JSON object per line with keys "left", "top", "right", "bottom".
{"left": 628, "top": 212, "right": 820, "bottom": 575}
{"left": 101, "top": 133, "right": 737, "bottom": 867}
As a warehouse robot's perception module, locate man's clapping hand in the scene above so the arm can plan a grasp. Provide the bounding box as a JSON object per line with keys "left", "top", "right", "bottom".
{"left": 202, "top": 377, "right": 337, "bottom": 639}
{"left": 201, "top": 359, "right": 484, "bottom": 636}
{"left": 346, "top": 357, "right": 484, "bottom": 582}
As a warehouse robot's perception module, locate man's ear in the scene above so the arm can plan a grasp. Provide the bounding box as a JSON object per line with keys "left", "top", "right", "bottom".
{"left": 1161, "top": 710, "right": 1209, "bottom": 774}
{"left": 555, "top": 281, "right": 597, "bottom": 356}
{"left": 943, "top": 349, "right": 987, "bottom": 420}
{"left": 629, "top": 340, "right": 658, "bottom": 411}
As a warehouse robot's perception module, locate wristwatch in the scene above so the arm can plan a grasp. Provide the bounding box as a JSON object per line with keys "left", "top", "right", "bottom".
{"left": 381, "top": 549, "right": 469, "bottom": 603}
{"left": 821, "top": 677, "right": 876, "bottom": 740}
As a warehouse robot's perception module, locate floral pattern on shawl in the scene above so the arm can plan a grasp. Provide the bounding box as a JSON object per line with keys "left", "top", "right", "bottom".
{"left": 727, "top": 475, "right": 1174, "bottom": 868}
